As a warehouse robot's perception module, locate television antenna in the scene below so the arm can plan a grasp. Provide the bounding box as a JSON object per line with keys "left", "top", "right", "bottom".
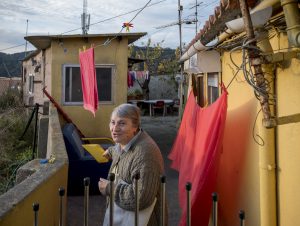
{"left": 81, "top": 0, "right": 90, "bottom": 35}
{"left": 155, "top": 18, "right": 197, "bottom": 29}
{"left": 190, "top": 0, "right": 203, "bottom": 35}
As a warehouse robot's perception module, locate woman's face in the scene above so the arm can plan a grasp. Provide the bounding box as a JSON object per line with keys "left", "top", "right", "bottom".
{"left": 109, "top": 114, "right": 137, "bottom": 147}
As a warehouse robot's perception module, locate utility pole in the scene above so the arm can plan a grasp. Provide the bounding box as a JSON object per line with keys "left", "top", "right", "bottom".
{"left": 81, "top": 0, "right": 90, "bottom": 35}
{"left": 190, "top": 1, "right": 203, "bottom": 35}
{"left": 178, "top": 0, "right": 183, "bottom": 56}
{"left": 178, "top": 0, "right": 184, "bottom": 118}
{"left": 25, "top": 19, "right": 29, "bottom": 57}
{"left": 156, "top": 1, "right": 194, "bottom": 118}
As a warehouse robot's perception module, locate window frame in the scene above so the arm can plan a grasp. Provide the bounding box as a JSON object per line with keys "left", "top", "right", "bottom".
{"left": 29, "top": 73, "right": 34, "bottom": 94}
{"left": 62, "top": 64, "right": 115, "bottom": 106}
{"left": 207, "top": 72, "right": 219, "bottom": 105}
{"left": 194, "top": 72, "right": 221, "bottom": 107}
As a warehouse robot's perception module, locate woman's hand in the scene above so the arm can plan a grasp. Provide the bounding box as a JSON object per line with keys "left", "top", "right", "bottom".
{"left": 102, "top": 150, "right": 111, "bottom": 160}
{"left": 98, "top": 178, "right": 108, "bottom": 195}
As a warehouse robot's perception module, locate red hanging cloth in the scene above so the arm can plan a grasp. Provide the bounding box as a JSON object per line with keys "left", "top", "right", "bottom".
{"left": 79, "top": 48, "right": 98, "bottom": 117}
{"left": 169, "top": 86, "right": 228, "bottom": 226}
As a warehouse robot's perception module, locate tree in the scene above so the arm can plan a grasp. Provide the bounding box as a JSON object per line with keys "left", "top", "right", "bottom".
{"left": 157, "top": 47, "right": 181, "bottom": 75}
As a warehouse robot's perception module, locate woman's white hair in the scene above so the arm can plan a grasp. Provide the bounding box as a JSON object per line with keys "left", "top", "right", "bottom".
{"left": 111, "top": 103, "right": 141, "bottom": 128}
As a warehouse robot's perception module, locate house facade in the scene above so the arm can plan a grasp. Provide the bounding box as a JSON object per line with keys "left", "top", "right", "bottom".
{"left": 22, "top": 33, "right": 146, "bottom": 137}
{"left": 181, "top": 0, "right": 300, "bottom": 226}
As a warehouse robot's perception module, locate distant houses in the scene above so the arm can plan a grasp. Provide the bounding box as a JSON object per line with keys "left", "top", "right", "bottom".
{"left": 0, "top": 77, "right": 21, "bottom": 96}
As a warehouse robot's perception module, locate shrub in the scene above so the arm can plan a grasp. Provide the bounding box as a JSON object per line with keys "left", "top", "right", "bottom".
{"left": 0, "top": 91, "right": 33, "bottom": 194}
{"left": 0, "top": 89, "right": 22, "bottom": 112}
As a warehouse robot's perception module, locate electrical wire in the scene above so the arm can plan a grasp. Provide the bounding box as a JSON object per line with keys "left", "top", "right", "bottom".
{"left": 252, "top": 108, "right": 265, "bottom": 146}
{"left": 1, "top": 0, "right": 166, "bottom": 53}
{"left": 0, "top": 43, "right": 26, "bottom": 52}
{"left": 60, "top": 0, "right": 163, "bottom": 35}
{"left": 72, "top": 0, "right": 151, "bottom": 50}
{"left": 227, "top": 36, "right": 276, "bottom": 143}
{"left": 228, "top": 37, "right": 275, "bottom": 101}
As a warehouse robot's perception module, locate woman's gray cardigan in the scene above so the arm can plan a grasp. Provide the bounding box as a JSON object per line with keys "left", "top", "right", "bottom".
{"left": 105, "top": 130, "right": 168, "bottom": 226}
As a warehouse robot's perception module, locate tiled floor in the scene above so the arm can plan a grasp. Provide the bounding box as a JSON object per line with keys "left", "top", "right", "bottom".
{"left": 67, "top": 116, "right": 180, "bottom": 226}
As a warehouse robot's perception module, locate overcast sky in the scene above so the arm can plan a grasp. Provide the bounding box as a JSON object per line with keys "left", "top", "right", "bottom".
{"left": 0, "top": 0, "right": 219, "bottom": 54}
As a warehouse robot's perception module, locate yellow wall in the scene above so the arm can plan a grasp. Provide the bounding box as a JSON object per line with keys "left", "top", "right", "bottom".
{"left": 50, "top": 37, "right": 128, "bottom": 137}
{"left": 215, "top": 29, "right": 300, "bottom": 226}
{"left": 215, "top": 50, "right": 261, "bottom": 226}
{"left": 0, "top": 164, "right": 68, "bottom": 226}
{"left": 271, "top": 32, "right": 300, "bottom": 226}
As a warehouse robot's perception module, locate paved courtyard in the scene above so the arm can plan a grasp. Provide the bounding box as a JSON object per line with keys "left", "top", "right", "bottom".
{"left": 67, "top": 116, "right": 181, "bottom": 226}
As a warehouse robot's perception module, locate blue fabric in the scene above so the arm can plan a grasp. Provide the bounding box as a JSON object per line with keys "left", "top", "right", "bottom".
{"left": 62, "top": 123, "right": 112, "bottom": 195}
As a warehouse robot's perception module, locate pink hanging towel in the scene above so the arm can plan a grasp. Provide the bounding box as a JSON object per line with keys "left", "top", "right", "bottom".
{"left": 168, "top": 85, "right": 228, "bottom": 226}
{"left": 79, "top": 48, "right": 98, "bottom": 117}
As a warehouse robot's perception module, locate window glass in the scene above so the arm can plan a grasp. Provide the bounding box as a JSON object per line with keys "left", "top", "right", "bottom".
{"left": 196, "top": 75, "right": 205, "bottom": 107}
{"left": 63, "top": 65, "right": 113, "bottom": 104}
{"left": 65, "top": 67, "right": 82, "bottom": 102}
{"left": 96, "top": 67, "right": 112, "bottom": 101}
{"left": 29, "top": 74, "right": 34, "bottom": 93}
{"left": 207, "top": 73, "right": 219, "bottom": 104}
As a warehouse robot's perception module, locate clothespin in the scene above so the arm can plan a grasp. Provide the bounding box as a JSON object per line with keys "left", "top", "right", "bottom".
{"left": 79, "top": 45, "right": 87, "bottom": 54}
{"left": 91, "top": 43, "right": 95, "bottom": 49}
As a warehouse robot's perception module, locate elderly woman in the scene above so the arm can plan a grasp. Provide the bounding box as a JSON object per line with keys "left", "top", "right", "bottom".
{"left": 99, "top": 103, "right": 167, "bottom": 226}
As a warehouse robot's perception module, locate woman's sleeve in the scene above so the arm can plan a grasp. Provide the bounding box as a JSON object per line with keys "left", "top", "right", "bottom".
{"left": 114, "top": 147, "right": 161, "bottom": 211}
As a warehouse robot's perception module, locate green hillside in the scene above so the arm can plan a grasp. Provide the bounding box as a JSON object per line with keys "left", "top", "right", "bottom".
{"left": 0, "top": 52, "right": 29, "bottom": 77}
{"left": 0, "top": 46, "right": 177, "bottom": 77}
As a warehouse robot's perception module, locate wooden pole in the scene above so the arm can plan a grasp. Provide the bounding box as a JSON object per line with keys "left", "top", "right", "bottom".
{"left": 238, "top": 0, "right": 276, "bottom": 128}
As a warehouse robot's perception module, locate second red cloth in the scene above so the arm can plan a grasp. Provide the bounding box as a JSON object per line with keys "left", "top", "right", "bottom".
{"left": 169, "top": 88, "right": 228, "bottom": 226}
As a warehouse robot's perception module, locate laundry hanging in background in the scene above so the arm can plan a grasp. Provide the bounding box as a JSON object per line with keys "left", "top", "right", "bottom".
{"left": 131, "top": 70, "right": 149, "bottom": 80}
{"left": 127, "top": 71, "right": 133, "bottom": 87}
{"left": 168, "top": 86, "right": 228, "bottom": 226}
{"left": 79, "top": 47, "right": 98, "bottom": 117}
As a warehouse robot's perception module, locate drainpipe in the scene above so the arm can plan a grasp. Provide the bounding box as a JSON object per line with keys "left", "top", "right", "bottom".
{"left": 281, "top": 0, "right": 300, "bottom": 47}
{"left": 256, "top": 30, "right": 277, "bottom": 226}
{"left": 42, "top": 50, "right": 46, "bottom": 97}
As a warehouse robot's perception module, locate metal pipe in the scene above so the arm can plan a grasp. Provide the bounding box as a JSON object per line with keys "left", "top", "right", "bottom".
{"left": 58, "top": 187, "right": 65, "bottom": 226}
{"left": 160, "top": 175, "right": 166, "bottom": 226}
{"left": 108, "top": 173, "right": 115, "bottom": 226}
{"left": 19, "top": 103, "right": 36, "bottom": 140}
{"left": 281, "top": 0, "right": 300, "bottom": 47}
{"left": 84, "top": 177, "right": 90, "bottom": 226}
{"left": 134, "top": 172, "right": 140, "bottom": 226}
{"left": 212, "top": 192, "right": 218, "bottom": 226}
{"left": 32, "top": 203, "right": 39, "bottom": 226}
{"left": 186, "top": 182, "right": 192, "bottom": 226}
{"left": 33, "top": 103, "right": 39, "bottom": 159}
{"left": 256, "top": 31, "right": 277, "bottom": 226}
